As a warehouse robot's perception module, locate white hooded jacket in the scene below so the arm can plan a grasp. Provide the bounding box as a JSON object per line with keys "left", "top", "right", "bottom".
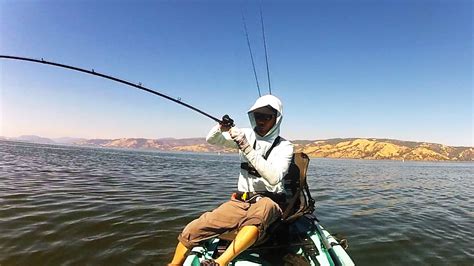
{"left": 206, "top": 95, "right": 294, "bottom": 193}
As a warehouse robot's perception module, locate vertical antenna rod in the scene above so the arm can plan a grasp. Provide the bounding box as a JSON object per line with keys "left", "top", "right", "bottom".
{"left": 260, "top": 4, "right": 272, "bottom": 95}
{"left": 241, "top": 11, "right": 261, "bottom": 97}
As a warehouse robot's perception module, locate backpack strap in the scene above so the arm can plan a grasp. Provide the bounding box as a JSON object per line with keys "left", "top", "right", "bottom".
{"left": 264, "top": 136, "right": 281, "bottom": 159}
{"left": 252, "top": 136, "right": 281, "bottom": 159}
{"left": 242, "top": 136, "right": 282, "bottom": 177}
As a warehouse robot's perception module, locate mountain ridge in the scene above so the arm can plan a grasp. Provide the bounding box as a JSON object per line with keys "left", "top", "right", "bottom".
{"left": 2, "top": 135, "right": 474, "bottom": 161}
{"left": 3, "top": 135, "right": 472, "bottom": 161}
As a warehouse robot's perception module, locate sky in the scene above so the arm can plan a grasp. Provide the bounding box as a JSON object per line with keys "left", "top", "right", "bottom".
{"left": 0, "top": 0, "right": 472, "bottom": 147}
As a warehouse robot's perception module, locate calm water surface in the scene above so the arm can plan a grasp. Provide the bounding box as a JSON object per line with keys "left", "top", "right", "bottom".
{"left": 0, "top": 141, "right": 472, "bottom": 265}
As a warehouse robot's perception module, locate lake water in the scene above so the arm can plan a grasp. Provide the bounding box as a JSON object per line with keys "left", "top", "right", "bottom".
{"left": 0, "top": 140, "right": 472, "bottom": 265}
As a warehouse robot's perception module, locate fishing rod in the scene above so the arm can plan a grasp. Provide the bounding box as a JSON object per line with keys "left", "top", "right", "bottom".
{"left": 241, "top": 11, "right": 262, "bottom": 97}
{"left": 259, "top": 4, "right": 272, "bottom": 95}
{"left": 0, "top": 55, "right": 227, "bottom": 125}
{"left": 241, "top": 3, "right": 273, "bottom": 96}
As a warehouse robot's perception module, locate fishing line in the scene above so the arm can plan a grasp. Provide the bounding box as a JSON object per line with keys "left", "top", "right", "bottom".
{"left": 260, "top": 3, "right": 272, "bottom": 95}
{"left": 0, "top": 55, "right": 223, "bottom": 124}
{"left": 241, "top": 11, "right": 261, "bottom": 97}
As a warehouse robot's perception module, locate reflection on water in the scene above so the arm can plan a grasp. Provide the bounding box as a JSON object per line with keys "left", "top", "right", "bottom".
{"left": 0, "top": 141, "right": 473, "bottom": 265}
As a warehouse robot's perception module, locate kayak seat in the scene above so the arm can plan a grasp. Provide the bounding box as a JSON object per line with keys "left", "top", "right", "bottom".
{"left": 280, "top": 152, "right": 314, "bottom": 223}
{"left": 217, "top": 152, "right": 315, "bottom": 244}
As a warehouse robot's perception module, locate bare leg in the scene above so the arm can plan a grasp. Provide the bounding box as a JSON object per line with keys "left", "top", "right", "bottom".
{"left": 215, "top": 225, "right": 259, "bottom": 266}
{"left": 169, "top": 241, "right": 189, "bottom": 265}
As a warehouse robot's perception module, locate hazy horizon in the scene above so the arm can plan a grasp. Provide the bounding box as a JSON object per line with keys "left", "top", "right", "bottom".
{"left": 2, "top": 133, "right": 472, "bottom": 148}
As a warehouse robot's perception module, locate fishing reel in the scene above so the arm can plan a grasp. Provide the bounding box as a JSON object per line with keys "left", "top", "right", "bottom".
{"left": 220, "top": 115, "right": 235, "bottom": 128}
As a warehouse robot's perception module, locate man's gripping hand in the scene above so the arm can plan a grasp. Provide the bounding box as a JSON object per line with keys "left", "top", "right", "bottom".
{"left": 219, "top": 115, "right": 234, "bottom": 132}
{"left": 229, "top": 127, "right": 252, "bottom": 154}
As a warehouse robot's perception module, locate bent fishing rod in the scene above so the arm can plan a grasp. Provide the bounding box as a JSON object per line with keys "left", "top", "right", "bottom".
{"left": 0, "top": 55, "right": 227, "bottom": 125}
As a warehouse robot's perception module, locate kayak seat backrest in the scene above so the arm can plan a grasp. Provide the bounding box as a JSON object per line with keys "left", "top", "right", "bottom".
{"left": 281, "top": 152, "right": 314, "bottom": 223}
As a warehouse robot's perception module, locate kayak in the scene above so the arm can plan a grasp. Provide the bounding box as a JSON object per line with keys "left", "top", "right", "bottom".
{"left": 183, "top": 152, "right": 355, "bottom": 265}
{"left": 183, "top": 213, "right": 354, "bottom": 266}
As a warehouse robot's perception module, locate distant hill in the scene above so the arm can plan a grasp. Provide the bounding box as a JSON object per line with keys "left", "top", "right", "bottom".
{"left": 74, "top": 138, "right": 236, "bottom": 153}
{"left": 5, "top": 135, "right": 85, "bottom": 145}
{"left": 15, "top": 135, "right": 56, "bottom": 144}
{"left": 293, "top": 138, "right": 473, "bottom": 161}
{"left": 2, "top": 135, "right": 472, "bottom": 161}
{"left": 75, "top": 137, "right": 472, "bottom": 161}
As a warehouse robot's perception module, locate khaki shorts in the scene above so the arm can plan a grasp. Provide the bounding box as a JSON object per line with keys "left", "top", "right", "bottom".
{"left": 178, "top": 197, "right": 282, "bottom": 249}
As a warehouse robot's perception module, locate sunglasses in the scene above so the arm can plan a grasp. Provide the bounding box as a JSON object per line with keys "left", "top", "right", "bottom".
{"left": 254, "top": 112, "right": 275, "bottom": 122}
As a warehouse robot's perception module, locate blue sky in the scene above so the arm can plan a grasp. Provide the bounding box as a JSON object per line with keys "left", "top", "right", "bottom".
{"left": 1, "top": 0, "right": 472, "bottom": 146}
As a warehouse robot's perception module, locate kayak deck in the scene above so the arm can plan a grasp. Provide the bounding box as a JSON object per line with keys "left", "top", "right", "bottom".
{"left": 183, "top": 214, "right": 354, "bottom": 266}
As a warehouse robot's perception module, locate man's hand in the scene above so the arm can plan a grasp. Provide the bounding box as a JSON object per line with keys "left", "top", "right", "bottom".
{"left": 230, "top": 127, "right": 251, "bottom": 154}
{"left": 219, "top": 115, "right": 234, "bottom": 132}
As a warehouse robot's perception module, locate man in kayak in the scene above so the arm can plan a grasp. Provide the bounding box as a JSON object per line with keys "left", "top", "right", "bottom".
{"left": 169, "top": 95, "right": 294, "bottom": 266}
